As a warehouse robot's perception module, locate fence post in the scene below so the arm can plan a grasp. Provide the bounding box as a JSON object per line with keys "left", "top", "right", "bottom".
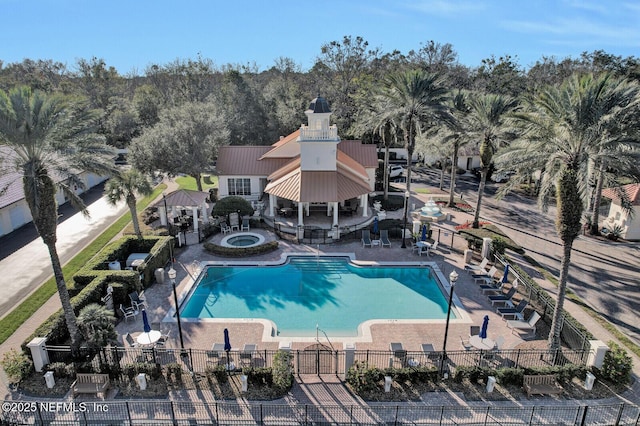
{"left": 126, "top": 401, "right": 132, "bottom": 425}
{"left": 578, "top": 405, "right": 588, "bottom": 426}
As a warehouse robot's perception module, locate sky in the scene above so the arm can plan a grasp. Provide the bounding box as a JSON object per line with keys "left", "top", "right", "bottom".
{"left": 2, "top": 0, "right": 638, "bottom": 75}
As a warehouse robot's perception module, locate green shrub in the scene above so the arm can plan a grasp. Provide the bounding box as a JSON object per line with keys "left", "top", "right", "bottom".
{"left": 272, "top": 350, "right": 293, "bottom": 391}
{"left": 46, "top": 362, "right": 75, "bottom": 378}
{"left": 491, "top": 236, "right": 507, "bottom": 256}
{"left": 207, "top": 364, "right": 228, "bottom": 384}
{"left": 599, "top": 342, "right": 633, "bottom": 385}
{"left": 165, "top": 362, "right": 183, "bottom": 382}
{"left": 0, "top": 349, "right": 33, "bottom": 384}
{"left": 495, "top": 367, "right": 524, "bottom": 386}
{"left": 122, "top": 362, "right": 161, "bottom": 380}
{"left": 212, "top": 196, "right": 254, "bottom": 217}
{"left": 346, "top": 361, "right": 383, "bottom": 394}
{"left": 243, "top": 367, "right": 273, "bottom": 386}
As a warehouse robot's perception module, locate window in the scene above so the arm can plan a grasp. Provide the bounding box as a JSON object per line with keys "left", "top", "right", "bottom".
{"left": 228, "top": 178, "right": 251, "bottom": 196}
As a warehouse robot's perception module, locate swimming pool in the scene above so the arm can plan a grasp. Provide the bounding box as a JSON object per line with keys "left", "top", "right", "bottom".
{"left": 181, "top": 257, "right": 457, "bottom": 337}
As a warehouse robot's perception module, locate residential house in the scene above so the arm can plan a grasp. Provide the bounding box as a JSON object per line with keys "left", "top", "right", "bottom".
{"left": 602, "top": 183, "right": 640, "bottom": 240}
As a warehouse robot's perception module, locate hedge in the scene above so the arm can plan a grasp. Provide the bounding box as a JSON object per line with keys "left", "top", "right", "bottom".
{"left": 203, "top": 241, "right": 279, "bottom": 257}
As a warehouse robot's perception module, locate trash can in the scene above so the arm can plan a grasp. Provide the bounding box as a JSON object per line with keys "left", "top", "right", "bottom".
{"left": 136, "top": 373, "right": 147, "bottom": 390}
{"left": 584, "top": 372, "right": 595, "bottom": 391}
{"left": 384, "top": 376, "right": 392, "bottom": 393}
{"left": 155, "top": 268, "right": 165, "bottom": 284}
{"left": 44, "top": 371, "right": 55, "bottom": 389}
{"left": 464, "top": 249, "right": 473, "bottom": 264}
{"left": 486, "top": 376, "right": 496, "bottom": 393}
{"left": 241, "top": 375, "right": 248, "bottom": 392}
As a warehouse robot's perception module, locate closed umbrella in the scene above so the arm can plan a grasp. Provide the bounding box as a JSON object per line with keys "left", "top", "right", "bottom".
{"left": 142, "top": 309, "right": 151, "bottom": 333}
{"left": 501, "top": 264, "right": 510, "bottom": 284}
{"left": 224, "top": 328, "right": 232, "bottom": 370}
{"left": 480, "top": 315, "right": 489, "bottom": 339}
{"left": 372, "top": 217, "right": 379, "bottom": 236}
{"left": 421, "top": 224, "right": 427, "bottom": 241}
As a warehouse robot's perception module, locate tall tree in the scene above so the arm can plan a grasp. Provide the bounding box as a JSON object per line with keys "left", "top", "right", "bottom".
{"left": 495, "top": 73, "right": 640, "bottom": 350}
{"left": 129, "top": 100, "right": 229, "bottom": 191}
{"left": 0, "top": 87, "right": 115, "bottom": 350}
{"left": 375, "top": 69, "right": 451, "bottom": 194}
{"left": 104, "top": 169, "right": 153, "bottom": 239}
{"left": 466, "top": 93, "right": 519, "bottom": 228}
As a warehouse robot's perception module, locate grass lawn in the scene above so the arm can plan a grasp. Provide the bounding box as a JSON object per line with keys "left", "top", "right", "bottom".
{"left": 175, "top": 175, "right": 217, "bottom": 191}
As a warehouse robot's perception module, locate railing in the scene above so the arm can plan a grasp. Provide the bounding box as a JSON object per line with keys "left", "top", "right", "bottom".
{"left": 44, "top": 346, "right": 589, "bottom": 379}
{"left": 2, "top": 400, "right": 639, "bottom": 425}
{"left": 299, "top": 125, "right": 338, "bottom": 141}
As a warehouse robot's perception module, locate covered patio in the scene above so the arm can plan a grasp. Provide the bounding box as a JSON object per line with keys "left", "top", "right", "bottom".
{"left": 155, "top": 189, "right": 211, "bottom": 244}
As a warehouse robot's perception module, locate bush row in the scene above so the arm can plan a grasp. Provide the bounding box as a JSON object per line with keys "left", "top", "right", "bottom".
{"left": 23, "top": 236, "right": 172, "bottom": 348}
{"left": 203, "top": 241, "right": 279, "bottom": 257}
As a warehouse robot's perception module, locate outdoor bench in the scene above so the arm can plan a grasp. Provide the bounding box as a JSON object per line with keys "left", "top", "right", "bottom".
{"left": 71, "top": 373, "right": 110, "bottom": 398}
{"left": 523, "top": 374, "right": 563, "bottom": 397}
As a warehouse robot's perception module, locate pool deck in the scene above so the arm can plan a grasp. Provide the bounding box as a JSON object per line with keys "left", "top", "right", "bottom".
{"left": 116, "top": 209, "right": 531, "bottom": 354}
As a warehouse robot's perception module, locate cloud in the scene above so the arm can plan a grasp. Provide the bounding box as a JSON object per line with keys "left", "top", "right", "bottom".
{"left": 404, "top": 0, "right": 487, "bottom": 16}
{"left": 501, "top": 17, "right": 640, "bottom": 47}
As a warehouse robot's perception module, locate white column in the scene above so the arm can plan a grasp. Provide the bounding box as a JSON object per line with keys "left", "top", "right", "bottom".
{"left": 191, "top": 206, "right": 199, "bottom": 235}
{"left": 326, "top": 204, "right": 332, "bottom": 216}
{"left": 269, "top": 194, "right": 276, "bottom": 217}
{"left": 160, "top": 205, "right": 168, "bottom": 226}
{"left": 200, "top": 202, "right": 209, "bottom": 224}
{"left": 305, "top": 202, "right": 309, "bottom": 216}
{"left": 297, "top": 202, "right": 304, "bottom": 226}
{"left": 361, "top": 194, "right": 369, "bottom": 217}
{"left": 333, "top": 202, "right": 339, "bottom": 227}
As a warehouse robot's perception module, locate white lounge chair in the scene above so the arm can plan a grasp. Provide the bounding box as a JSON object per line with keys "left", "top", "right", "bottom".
{"left": 506, "top": 311, "right": 541, "bottom": 336}
{"left": 464, "top": 258, "right": 489, "bottom": 274}
{"left": 428, "top": 241, "right": 439, "bottom": 255}
{"left": 473, "top": 266, "right": 498, "bottom": 284}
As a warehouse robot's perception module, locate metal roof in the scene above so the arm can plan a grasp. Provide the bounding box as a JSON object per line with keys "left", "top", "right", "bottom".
{"left": 264, "top": 169, "right": 371, "bottom": 203}
{"left": 153, "top": 189, "right": 210, "bottom": 208}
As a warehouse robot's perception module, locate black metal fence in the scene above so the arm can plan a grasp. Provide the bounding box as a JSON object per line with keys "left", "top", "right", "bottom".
{"left": 2, "top": 400, "right": 639, "bottom": 425}
{"left": 495, "top": 255, "right": 592, "bottom": 352}
{"left": 45, "top": 346, "right": 589, "bottom": 379}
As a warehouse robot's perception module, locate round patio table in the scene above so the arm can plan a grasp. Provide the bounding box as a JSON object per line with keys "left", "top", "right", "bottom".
{"left": 136, "top": 330, "right": 161, "bottom": 346}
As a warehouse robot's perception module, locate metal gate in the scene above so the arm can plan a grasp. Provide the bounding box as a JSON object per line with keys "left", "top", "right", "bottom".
{"left": 295, "top": 346, "right": 338, "bottom": 375}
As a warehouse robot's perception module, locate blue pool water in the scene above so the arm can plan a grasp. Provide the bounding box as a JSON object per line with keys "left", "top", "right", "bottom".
{"left": 181, "top": 257, "right": 455, "bottom": 337}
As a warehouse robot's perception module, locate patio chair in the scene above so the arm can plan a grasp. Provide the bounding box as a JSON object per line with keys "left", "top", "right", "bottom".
{"left": 155, "top": 330, "right": 170, "bottom": 348}
{"left": 421, "top": 343, "right": 439, "bottom": 361}
{"left": 390, "top": 342, "right": 406, "bottom": 360}
{"left": 460, "top": 336, "right": 472, "bottom": 351}
{"left": 473, "top": 266, "right": 498, "bottom": 284}
{"left": 493, "top": 336, "right": 505, "bottom": 350}
{"left": 464, "top": 258, "right": 489, "bottom": 274}
{"left": 129, "top": 291, "right": 146, "bottom": 310}
{"left": 120, "top": 304, "right": 135, "bottom": 322}
{"left": 380, "top": 230, "right": 391, "bottom": 248}
{"left": 220, "top": 221, "right": 231, "bottom": 235}
{"left": 361, "top": 230, "right": 372, "bottom": 248}
{"left": 241, "top": 344, "right": 257, "bottom": 366}
{"left": 241, "top": 218, "right": 250, "bottom": 231}
{"left": 229, "top": 212, "right": 240, "bottom": 231}
{"left": 506, "top": 311, "right": 541, "bottom": 336}
{"left": 125, "top": 333, "right": 138, "bottom": 348}
{"left": 488, "top": 287, "right": 517, "bottom": 306}
{"left": 411, "top": 241, "right": 420, "bottom": 254}
{"left": 497, "top": 299, "right": 528, "bottom": 320}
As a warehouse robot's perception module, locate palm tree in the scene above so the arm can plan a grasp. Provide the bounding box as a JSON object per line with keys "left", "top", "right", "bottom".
{"left": 495, "top": 73, "right": 640, "bottom": 350}
{"left": 376, "top": 69, "right": 451, "bottom": 193}
{"left": 0, "top": 87, "right": 115, "bottom": 350}
{"left": 466, "top": 93, "right": 520, "bottom": 228}
{"left": 104, "top": 168, "right": 153, "bottom": 239}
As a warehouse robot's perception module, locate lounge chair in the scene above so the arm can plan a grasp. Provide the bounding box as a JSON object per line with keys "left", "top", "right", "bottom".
{"left": 460, "top": 336, "right": 472, "bottom": 351}
{"left": 241, "top": 343, "right": 257, "bottom": 366}
{"left": 464, "top": 258, "right": 489, "bottom": 274}
{"left": 241, "top": 218, "right": 250, "bottom": 231}
{"left": 506, "top": 311, "right": 541, "bottom": 336}
{"left": 380, "top": 230, "right": 391, "bottom": 248}
{"left": 473, "top": 266, "right": 498, "bottom": 284}
{"left": 120, "top": 304, "right": 135, "bottom": 322}
{"left": 488, "top": 287, "right": 517, "bottom": 306}
{"left": 390, "top": 342, "right": 406, "bottom": 359}
{"left": 493, "top": 336, "right": 505, "bottom": 350}
{"left": 428, "top": 241, "right": 439, "bottom": 255}
{"left": 129, "top": 291, "right": 146, "bottom": 310}
{"left": 361, "top": 230, "right": 372, "bottom": 248}
{"left": 498, "top": 299, "right": 529, "bottom": 320}
{"left": 480, "top": 280, "right": 505, "bottom": 294}
{"left": 421, "top": 343, "right": 439, "bottom": 361}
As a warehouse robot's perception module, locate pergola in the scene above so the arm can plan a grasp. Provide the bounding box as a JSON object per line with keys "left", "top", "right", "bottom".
{"left": 155, "top": 189, "right": 211, "bottom": 236}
